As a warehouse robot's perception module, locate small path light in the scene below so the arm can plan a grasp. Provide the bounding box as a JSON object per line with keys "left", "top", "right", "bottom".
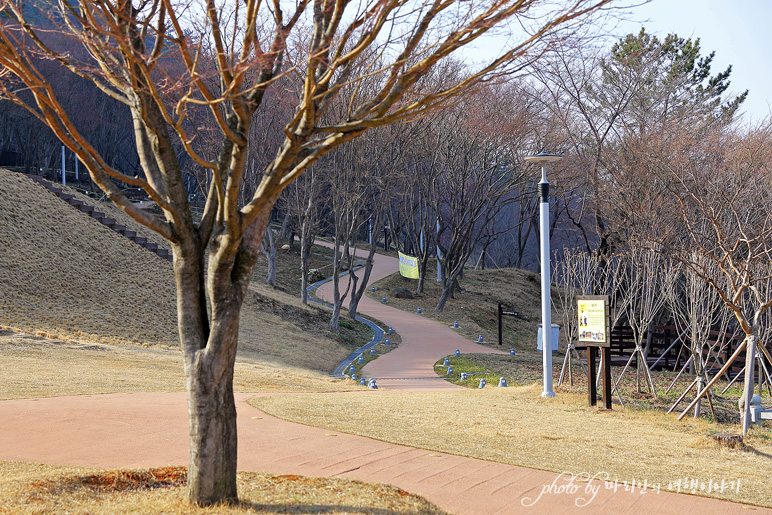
{"left": 510, "top": 348, "right": 516, "bottom": 356}
{"left": 349, "top": 364, "right": 356, "bottom": 374}
{"left": 387, "top": 327, "right": 393, "bottom": 333}
{"left": 417, "top": 307, "right": 422, "bottom": 314}
{"left": 461, "top": 372, "right": 468, "bottom": 380}
{"left": 443, "top": 357, "right": 450, "bottom": 366}
{"left": 478, "top": 378, "right": 486, "bottom": 389}
{"left": 382, "top": 296, "right": 387, "bottom": 303}
{"left": 478, "top": 335, "right": 484, "bottom": 343}
{"left": 358, "top": 355, "right": 364, "bottom": 364}
{"left": 351, "top": 373, "right": 357, "bottom": 381}
{"left": 447, "top": 366, "right": 454, "bottom": 375}
{"left": 371, "top": 286, "right": 375, "bottom": 292}
{"left": 368, "top": 378, "right": 378, "bottom": 389}
{"left": 455, "top": 349, "right": 460, "bottom": 357}
{"left": 359, "top": 377, "right": 367, "bottom": 386}
{"left": 385, "top": 338, "right": 391, "bottom": 345}
{"left": 370, "top": 348, "right": 376, "bottom": 355}
{"left": 498, "top": 377, "right": 508, "bottom": 387}
{"left": 453, "top": 321, "right": 460, "bottom": 328}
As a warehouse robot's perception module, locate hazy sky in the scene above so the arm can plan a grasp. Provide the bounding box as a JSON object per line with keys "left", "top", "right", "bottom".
{"left": 618, "top": 0, "right": 772, "bottom": 123}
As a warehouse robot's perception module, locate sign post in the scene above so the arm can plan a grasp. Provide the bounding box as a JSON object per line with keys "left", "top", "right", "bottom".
{"left": 497, "top": 303, "right": 518, "bottom": 346}
{"left": 577, "top": 295, "right": 612, "bottom": 409}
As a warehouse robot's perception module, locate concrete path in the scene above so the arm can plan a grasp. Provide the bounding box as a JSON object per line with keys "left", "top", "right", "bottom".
{"left": 0, "top": 247, "right": 769, "bottom": 514}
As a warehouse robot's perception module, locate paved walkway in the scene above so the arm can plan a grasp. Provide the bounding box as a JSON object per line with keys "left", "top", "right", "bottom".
{"left": 315, "top": 244, "right": 504, "bottom": 390}
{"left": 0, "top": 248, "right": 769, "bottom": 514}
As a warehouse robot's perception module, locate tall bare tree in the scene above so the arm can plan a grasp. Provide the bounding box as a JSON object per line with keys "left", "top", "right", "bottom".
{"left": 0, "top": 0, "right": 617, "bottom": 504}
{"left": 649, "top": 121, "right": 772, "bottom": 435}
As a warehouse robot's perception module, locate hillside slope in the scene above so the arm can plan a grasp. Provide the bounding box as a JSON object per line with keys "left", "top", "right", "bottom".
{"left": 0, "top": 170, "right": 353, "bottom": 372}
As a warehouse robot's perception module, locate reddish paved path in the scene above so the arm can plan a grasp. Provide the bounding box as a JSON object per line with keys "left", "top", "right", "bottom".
{"left": 0, "top": 247, "right": 769, "bottom": 514}
{"left": 315, "top": 245, "right": 504, "bottom": 390}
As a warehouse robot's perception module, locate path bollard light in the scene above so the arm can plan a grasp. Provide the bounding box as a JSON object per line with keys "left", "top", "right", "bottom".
{"left": 478, "top": 335, "right": 484, "bottom": 343}
{"left": 351, "top": 373, "right": 357, "bottom": 381}
{"left": 349, "top": 364, "right": 356, "bottom": 374}
{"left": 382, "top": 296, "right": 387, "bottom": 303}
{"left": 359, "top": 377, "right": 367, "bottom": 386}
{"left": 510, "top": 348, "right": 516, "bottom": 356}
{"left": 358, "top": 355, "right": 364, "bottom": 364}
{"left": 370, "top": 348, "right": 376, "bottom": 355}
{"left": 461, "top": 372, "right": 468, "bottom": 380}
{"left": 498, "top": 377, "right": 508, "bottom": 387}
{"left": 454, "top": 321, "right": 460, "bottom": 328}
{"left": 371, "top": 286, "right": 375, "bottom": 292}
{"left": 455, "top": 349, "right": 460, "bottom": 357}
{"left": 417, "top": 307, "right": 422, "bottom": 314}
{"left": 478, "top": 378, "right": 486, "bottom": 389}
{"left": 368, "top": 378, "right": 378, "bottom": 389}
{"left": 385, "top": 338, "right": 391, "bottom": 345}
{"left": 443, "top": 357, "right": 450, "bottom": 366}
{"left": 447, "top": 366, "right": 453, "bottom": 375}
{"left": 387, "top": 327, "right": 393, "bottom": 333}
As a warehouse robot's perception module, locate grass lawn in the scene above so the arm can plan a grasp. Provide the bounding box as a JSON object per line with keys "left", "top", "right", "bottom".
{"left": 0, "top": 461, "right": 447, "bottom": 514}
{"left": 251, "top": 384, "right": 772, "bottom": 509}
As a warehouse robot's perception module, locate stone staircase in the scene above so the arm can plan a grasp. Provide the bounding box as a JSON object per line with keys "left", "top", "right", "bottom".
{"left": 29, "top": 175, "right": 172, "bottom": 263}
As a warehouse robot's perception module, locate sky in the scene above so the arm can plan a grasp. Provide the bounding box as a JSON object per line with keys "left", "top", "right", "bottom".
{"left": 617, "top": 0, "right": 772, "bottom": 123}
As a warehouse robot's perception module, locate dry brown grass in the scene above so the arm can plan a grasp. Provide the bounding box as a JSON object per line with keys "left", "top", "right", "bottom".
{"left": 0, "top": 170, "right": 360, "bottom": 374}
{"left": 251, "top": 386, "right": 772, "bottom": 509}
{"left": 0, "top": 170, "right": 178, "bottom": 347}
{"left": 0, "top": 461, "right": 448, "bottom": 514}
{"left": 0, "top": 329, "right": 357, "bottom": 399}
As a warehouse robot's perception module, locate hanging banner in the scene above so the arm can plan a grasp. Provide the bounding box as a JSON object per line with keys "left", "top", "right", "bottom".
{"left": 577, "top": 295, "right": 609, "bottom": 346}
{"left": 398, "top": 251, "right": 420, "bottom": 279}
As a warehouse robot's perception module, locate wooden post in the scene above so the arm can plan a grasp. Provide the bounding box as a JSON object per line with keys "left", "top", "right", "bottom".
{"left": 498, "top": 303, "right": 503, "bottom": 346}
{"left": 602, "top": 346, "right": 612, "bottom": 409}
{"left": 588, "top": 346, "right": 598, "bottom": 406}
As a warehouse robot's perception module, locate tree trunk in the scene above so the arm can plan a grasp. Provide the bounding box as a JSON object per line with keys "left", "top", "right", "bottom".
{"left": 261, "top": 227, "right": 277, "bottom": 287}
{"left": 348, "top": 245, "right": 377, "bottom": 319}
{"left": 186, "top": 352, "right": 238, "bottom": 505}
{"left": 300, "top": 230, "right": 311, "bottom": 304}
{"left": 174, "top": 249, "right": 241, "bottom": 505}
{"left": 416, "top": 256, "right": 429, "bottom": 294}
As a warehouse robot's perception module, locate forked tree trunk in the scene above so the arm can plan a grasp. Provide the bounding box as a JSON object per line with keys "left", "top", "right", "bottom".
{"left": 172, "top": 214, "right": 267, "bottom": 505}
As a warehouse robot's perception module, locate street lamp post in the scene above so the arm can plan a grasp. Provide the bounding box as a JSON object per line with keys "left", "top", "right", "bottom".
{"left": 525, "top": 151, "right": 563, "bottom": 398}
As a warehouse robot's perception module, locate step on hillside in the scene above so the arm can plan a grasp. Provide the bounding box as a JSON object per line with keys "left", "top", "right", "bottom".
{"left": 25, "top": 174, "right": 171, "bottom": 263}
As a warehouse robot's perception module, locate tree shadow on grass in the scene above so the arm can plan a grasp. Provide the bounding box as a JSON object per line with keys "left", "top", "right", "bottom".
{"left": 238, "top": 502, "right": 445, "bottom": 514}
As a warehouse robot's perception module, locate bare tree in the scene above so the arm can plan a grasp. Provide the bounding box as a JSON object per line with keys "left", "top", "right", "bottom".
{"left": 0, "top": 0, "right": 617, "bottom": 504}
{"left": 649, "top": 121, "right": 772, "bottom": 435}
{"left": 665, "top": 256, "right": 729, "bottom": 418}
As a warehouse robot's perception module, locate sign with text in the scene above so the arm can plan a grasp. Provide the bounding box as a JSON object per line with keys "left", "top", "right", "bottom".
{"left": 398, "top": 251, "right": 419, "bottom": 279}
{"left": 577, "top": 295, "right": 609, "bottom": 346}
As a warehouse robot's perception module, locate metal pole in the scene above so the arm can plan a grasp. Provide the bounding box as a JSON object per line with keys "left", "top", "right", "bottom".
{"left": 61, "top": 145, "right": 66, "bottom": 186}
{"left": 525, "top": 151, "right": 562, "bottom": 399}
{"left": 538, "top": 164, "right": 554, "bottom": 398}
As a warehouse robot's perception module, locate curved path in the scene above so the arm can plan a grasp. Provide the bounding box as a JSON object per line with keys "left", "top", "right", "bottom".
{"left": 0, "top": 248, "right": 768, "bottom": 514}
{"left": 315, "top": 245, "right": 505, "bottom": 390}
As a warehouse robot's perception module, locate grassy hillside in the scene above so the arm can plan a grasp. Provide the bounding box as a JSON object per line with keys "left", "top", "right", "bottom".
{"left": 367, "top": 264, "right": 553, "bottom": 351}
{"left": 0, "top": 170, "right": 364, "bottom": 373}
